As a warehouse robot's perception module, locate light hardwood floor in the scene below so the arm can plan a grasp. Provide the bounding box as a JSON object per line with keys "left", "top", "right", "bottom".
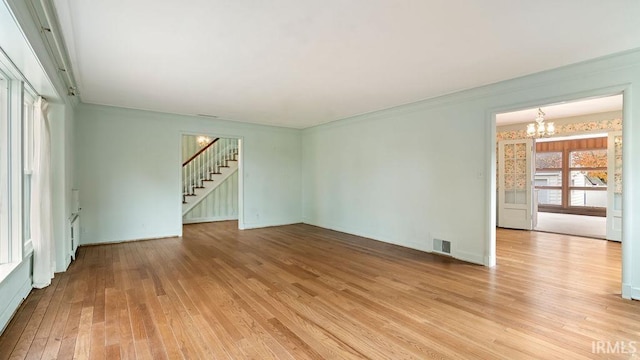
{"left": 0, "top": 222, "right": 638, "bottom": 359}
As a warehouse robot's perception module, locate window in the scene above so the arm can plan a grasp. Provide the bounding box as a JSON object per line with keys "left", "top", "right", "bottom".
{"left": 23, "top": 92, "right": 35, "bottom": 245}
{"left": 534, "top": 137, "right": 608, "bottom": 216}
{"left": 0, "top": 75, "right": 9, "bottom": 263}
{"left": 535, "top": 151, "right": 562, "bottom": 206}
{"left": 569, "top": 149, "right": 607, "bottom": 208}
{"left": 0, "top": 70, "right": 29, "bottom": 266}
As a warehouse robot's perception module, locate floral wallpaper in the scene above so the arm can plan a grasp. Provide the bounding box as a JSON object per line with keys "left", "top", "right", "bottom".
{"left": 497, "top": 118, "right": 623, "bottom": 194}
{"left": 614, "top": 135, "right": 623, "bottom": 194}
{"left": 502, "top": 143, "right": 528, "bottom": 191}
{"left": 497, "top": 118, "right": 622, "bottom": 141}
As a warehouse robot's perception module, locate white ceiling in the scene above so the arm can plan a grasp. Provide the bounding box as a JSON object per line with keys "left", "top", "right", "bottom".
{"left": 496, "top": 94, "right": 623, "bottom": 126}
{"left": 52, "top": 0, "right": 640, "bottom": 129}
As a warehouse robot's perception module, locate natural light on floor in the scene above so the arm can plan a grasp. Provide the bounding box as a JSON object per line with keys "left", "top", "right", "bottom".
{"left": 535, "top": 212, "right": 606, "bottom": 239}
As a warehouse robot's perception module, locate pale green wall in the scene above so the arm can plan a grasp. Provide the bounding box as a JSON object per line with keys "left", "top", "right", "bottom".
{"left": 302, "top": 49, "right": 640, "bottom": 300}
{"left": 76, "top": 103, "right": 301, "bottom": 244}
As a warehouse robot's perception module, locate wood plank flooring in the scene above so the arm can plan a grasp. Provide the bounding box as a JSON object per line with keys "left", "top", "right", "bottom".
{"left": 1, "top": 222, "right": 638, "bottom": 359}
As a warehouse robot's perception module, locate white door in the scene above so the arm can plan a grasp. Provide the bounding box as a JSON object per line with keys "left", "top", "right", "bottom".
{"left": 606, "top": 131, "right": 622, "bottom": 241}
{"left": 498, "top": 139, "right": 534, "bottom": 230}
{"left": 533, "top": 189, "right": 539, "bottom": 229}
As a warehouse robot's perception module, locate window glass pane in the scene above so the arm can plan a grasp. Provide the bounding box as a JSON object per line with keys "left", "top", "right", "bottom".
{"left": 569, "top": 189, "right": 607, "bottom": 207}
{"left": 570, "top": 170, "right": 607, "bottom": 187}
{"left": 504, "top": 159, "right": 515, "bottom": 174}
{"left": 23, "top": 95, "right": 34, "bottom": 243}
{"left": 535, "top": 152, "right": 562, "bottom": 169}
{"left": 614, "top": 136, "right": 622, "bottom": 194}
{"left": 505, "top": 190, "right": 528, "bottom": 205}
{"left": 23, "top": 98, "right": 33, "bottom": 172}
{"left": 0, "top": 76, "right": 7, "bottom": 263}
{"left": 515, "top": 159, "right": 526, "bottom": 174}
{"left": 535, "top": 170, "right": 562, "bottom": 186}
{"left": 569, "top": 149, "right": 607, "bottom": 168}
{"left": 504, "top": 144, "right": 514, "bottom": 159}
{"left": 515, "top": 174, "right": 526, "bottom": 190}
{"left": 23, "top": 175, "right": 30, "bottom": 241}
{"left": 505, "top": 174, "right": 514, "bottom": 189}
{"left": 515, "top": 190, "right": 527, "bottom": 204}
{"left": 537, "top": 189, "right": 562, "bottom": 205}
{"left": 613, "top": 193, "right": 622, "bottom": 211}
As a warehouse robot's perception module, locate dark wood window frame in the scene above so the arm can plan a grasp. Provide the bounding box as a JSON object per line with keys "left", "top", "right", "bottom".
{"left": 535, "top": 137, "right": 607, "bottom": 217}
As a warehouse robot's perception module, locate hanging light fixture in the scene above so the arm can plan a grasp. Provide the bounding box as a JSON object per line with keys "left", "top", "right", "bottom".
{"left": 196, "top": 135, "right": 212, "bottom": 147}
{"left": 526, "top": 108, "right": 555, "bottom": 138}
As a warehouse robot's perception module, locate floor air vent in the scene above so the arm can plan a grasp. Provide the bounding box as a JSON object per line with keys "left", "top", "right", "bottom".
{"left": 433, "top": 238, "right": 451, "bottom": 255}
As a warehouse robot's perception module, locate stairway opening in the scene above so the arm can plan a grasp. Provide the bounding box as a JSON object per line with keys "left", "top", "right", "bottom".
{"left": 181, "top": 134, "right": 240, "bottom": 225}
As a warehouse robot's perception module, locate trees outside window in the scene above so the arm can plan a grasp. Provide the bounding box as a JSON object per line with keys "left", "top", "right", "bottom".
{"left": 535, "top": 137, "right": 607, "bottom": 216}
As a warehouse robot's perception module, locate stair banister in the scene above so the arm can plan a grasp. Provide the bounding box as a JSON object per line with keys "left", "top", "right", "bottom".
{"left": 182, "top": 138, "right": 219, "bottom": 166}
{"left": 182, "top": 138, "right": 219, "bottom": 196}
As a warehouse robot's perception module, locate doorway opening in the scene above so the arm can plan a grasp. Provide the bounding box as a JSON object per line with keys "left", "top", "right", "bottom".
{"left": 181, "top": 134, "right": 241, "bottom": 226}
{"left": 495, "top": 94, "right": 622, "bottom": 241}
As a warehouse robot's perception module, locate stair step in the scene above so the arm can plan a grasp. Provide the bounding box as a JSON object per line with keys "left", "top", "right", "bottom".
{"left": 183, "top": 152, "right": 239, "bottom": 216}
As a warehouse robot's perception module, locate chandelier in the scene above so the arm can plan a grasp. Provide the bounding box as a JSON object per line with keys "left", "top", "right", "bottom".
{"left": 526, "top": 108, "right": 555, "bottom": 138}
{"left": 196, "top": 135, "right": 212, "bottom": 147}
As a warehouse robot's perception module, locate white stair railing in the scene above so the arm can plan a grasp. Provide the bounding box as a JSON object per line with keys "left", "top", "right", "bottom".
{"left": 182, "top": 138, "right": 238, "bottom": 203}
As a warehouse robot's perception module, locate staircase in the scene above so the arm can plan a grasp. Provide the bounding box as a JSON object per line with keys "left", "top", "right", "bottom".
{"left": 182, "top": 138, "right": 238, "bottom": 216}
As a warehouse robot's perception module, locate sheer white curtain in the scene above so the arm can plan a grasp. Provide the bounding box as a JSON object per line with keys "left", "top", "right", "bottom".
{"left": 31, "top": 97, "right": 54, "bottom": 288}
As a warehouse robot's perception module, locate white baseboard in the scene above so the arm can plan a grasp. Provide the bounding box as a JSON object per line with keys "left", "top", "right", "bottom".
{"left": 240, "top": 220, "right": 301, "bottom": 230}
{"left": 453, "top": 250, "right": 484, "bottom": 266}
{"left": 304, "top": 218, "right": 485, "bottom": 265}
{"left": 81, "top": 233, "right": 181, "bottom": 246}
{"left": 622, "top": 283, "right": 640, "bottom": 300}
{"left": 302, "top": 220, "right": 484, "bottom": 265}
{"left": 301, "top": 221, "right": 387, "bottom": 245}
{"left": 484, "top": 255, "right": 496, "bottom": 267}
{"left": 182, "top": 216, "right": 238, "bottom": 224}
